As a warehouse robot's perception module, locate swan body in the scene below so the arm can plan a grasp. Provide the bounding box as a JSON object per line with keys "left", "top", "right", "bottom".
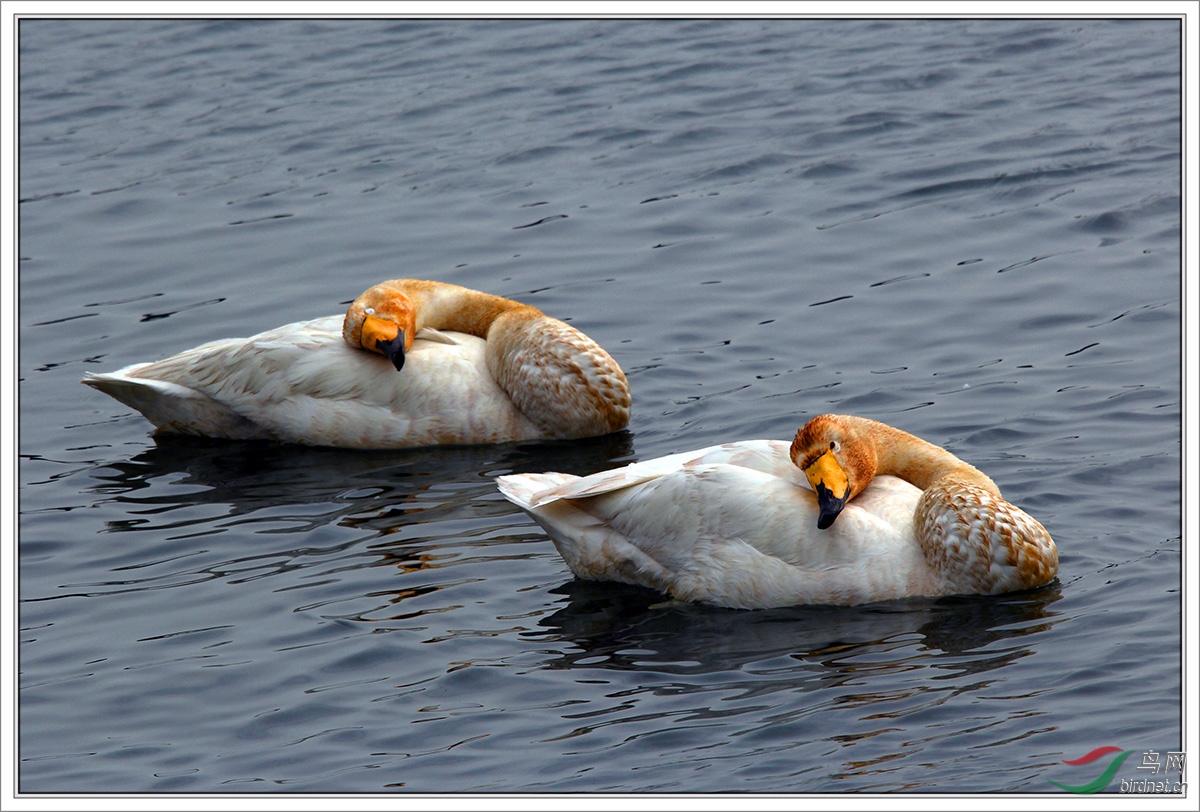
{"left": 497, "top": 415, "right": 1058, "bottom": 608}
{"left": 83, "top": 280, "right": 631, "bottom": 448}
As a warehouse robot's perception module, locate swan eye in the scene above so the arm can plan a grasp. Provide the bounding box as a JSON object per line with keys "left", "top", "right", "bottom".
{"left": 364, "top": 307, "right": 375, "bottom": 315}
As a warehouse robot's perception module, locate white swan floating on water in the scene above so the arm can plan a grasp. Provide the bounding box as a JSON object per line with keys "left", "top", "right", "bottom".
{"left": 497, "top": 414, "right": 1058, "bottom": 609}
{"left": 83, "top": 279, "right": 631, "bottom": 449}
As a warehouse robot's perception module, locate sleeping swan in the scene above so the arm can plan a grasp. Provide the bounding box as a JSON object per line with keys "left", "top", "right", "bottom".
{"left": 497, "top": 414, "right": 1058, "bottom": 608}
{"left": 82, "top": 279, "right": 631, "bottom": 448}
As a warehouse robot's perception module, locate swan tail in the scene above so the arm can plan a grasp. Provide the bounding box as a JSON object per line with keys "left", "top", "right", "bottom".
{"left": 498, "top": 447, "right": 739, "bottom": 509}
{"left": 82, "top": 369, "right": 267, "bottom": 440}
{"left": 496, "top": 472, "right": 578, "bottom": 509}
{"left": 498, "top": 473, "right": 677, "bottom": 593}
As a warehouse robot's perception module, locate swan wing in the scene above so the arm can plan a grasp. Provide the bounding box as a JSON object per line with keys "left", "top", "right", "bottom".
{"left": 501, "top": 439, "right": 800, "bottom": 508}
{"left": 413, "top": 326, "right": 460, "bottom": 345}
{"left": 500, "top": 454, "right": 930, "bottom": 608}
{"left": 83, "top": 317, "right": 542, "bottom": 447}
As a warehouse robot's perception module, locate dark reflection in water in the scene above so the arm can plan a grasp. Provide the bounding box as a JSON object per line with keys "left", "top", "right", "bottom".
{"left": 85, "top": 431, "right": 636, "bottom": 526}
{"left": 20, "top": 432, "right": 639, "bottom": 606}
{"left": 500, "top": 579, "right": 1070, "bottom": 793}
{"left": 533, "top": 580, "right": 1065, "bottom": 671}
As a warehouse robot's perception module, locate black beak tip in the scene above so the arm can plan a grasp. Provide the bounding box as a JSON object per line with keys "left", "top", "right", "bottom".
{"left": 814, "top": 482, "right": 850, "bottom": 530}
{"left": 375, "top": 331, "right": 406, "bottom": 372}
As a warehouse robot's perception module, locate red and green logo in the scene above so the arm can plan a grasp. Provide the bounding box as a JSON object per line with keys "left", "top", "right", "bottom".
{"left": 1049, "top": 746, "right": 1135, "bottom": 794}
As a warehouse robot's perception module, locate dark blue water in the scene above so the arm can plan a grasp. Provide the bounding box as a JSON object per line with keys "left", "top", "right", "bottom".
{"left": 17, "top": 18, "right": 1182, "bottom": 794}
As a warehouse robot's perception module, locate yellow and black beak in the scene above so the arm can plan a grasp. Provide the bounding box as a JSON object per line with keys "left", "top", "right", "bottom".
{"left": 805, "top": 451, "right": 852, "bottom": 530}
{"left": 362, "top": 314, "right": 406, "bottom": 371}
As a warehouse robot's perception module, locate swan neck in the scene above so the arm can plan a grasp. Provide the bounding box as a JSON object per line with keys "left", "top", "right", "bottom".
{"left": 392, "top": 280, "right": 537, "bottom": 338}
{"left": 864, "top": 418, "right": 999, "bottom": 494}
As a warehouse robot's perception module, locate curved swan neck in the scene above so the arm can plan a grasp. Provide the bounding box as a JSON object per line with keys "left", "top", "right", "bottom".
{"left": 351, "top": 279, "right": 630, "bottom": 438}
{"left": 380, "top": 279, "right": 538, "bottom": 338}
{"left": 842, "top": 415, "right": 1000, "bottom": 495}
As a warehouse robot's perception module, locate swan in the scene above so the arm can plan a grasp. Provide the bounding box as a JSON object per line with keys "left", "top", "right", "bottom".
{"left": 82, "top": 279, "right": 631, "bottom": 448}
{"left": 497, "top": 414, "right": 1058, "bottom": 608}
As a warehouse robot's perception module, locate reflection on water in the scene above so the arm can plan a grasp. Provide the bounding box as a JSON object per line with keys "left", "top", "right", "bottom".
{"left": 81, "top": 432, "right": 636, "bottom": 551}
{"left": 510, "top": 580, "right": 1067, "bottom": 792}
{"left": 47, "top": 431, "right": 638, "bottom": 615}
{"left": 535, "top": 579, "right": 1065, "bottom": 670}
{"left": 88, "top": 431, "right": 637, "bottom": 516}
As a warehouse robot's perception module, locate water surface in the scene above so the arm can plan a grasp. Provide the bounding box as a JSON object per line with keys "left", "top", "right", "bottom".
{"left": 17, "top": 18, "right": 1182, "bottom": 794}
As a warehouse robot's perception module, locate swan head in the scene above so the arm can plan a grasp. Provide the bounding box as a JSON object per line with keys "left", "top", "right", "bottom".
{"left": 343, "top": 285, "right": 418, "bottom": 371}
{"left": 789, "top": 414, "right": 879, "bottom": 530}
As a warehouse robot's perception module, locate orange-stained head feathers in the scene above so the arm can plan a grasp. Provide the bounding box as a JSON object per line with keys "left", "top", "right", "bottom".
{"left": 343, "top": 284, "right": 418, "bottom": 371}
{"left": 790, "top": 414, "right": 879, "bottom": 529}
